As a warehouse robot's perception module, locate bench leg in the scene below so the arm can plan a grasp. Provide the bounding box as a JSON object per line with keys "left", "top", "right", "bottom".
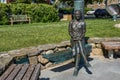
{"left": 29, "top": 20, "right": 31, "bottom": 24}
{"left": 108, "top": 50, "right": 114, "bottom": 59}
{"left": 11, "top": 21, "right": 13, "bottom": 26}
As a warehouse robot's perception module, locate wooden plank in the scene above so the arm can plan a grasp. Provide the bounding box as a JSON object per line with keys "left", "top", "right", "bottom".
{"left": 22, "top": 64, "right": 35, "bottom": 80}
{"left": 30, "top": 64, "right": 41, "bottom": 80}
{"left": 10, "top": 15, "right": 31, "bottom": 25}
{"left": 14, "top": 64, "right": 29, "bottom": 80}
{"left": 6, "top": 64, "right": 23, "bottom": 80}
{"left": 102, "top": 42, "right": 120, "bottom": 50}
{"left": 0, "top": 64, "right": 16, "bottom": 80}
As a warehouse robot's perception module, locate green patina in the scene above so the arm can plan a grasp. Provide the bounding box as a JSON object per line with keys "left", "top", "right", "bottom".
{"left": 43, "top": 44, "right": 92, "bottom": 64}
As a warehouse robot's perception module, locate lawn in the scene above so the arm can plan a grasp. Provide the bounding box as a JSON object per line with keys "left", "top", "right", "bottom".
{"left": 0, "top": 19, "right": 120, "bottom": 52}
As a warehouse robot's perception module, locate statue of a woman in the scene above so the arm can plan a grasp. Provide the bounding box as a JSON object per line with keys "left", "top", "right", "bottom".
{"left": 68, "top": 10, "right": 91, "bottom": 76}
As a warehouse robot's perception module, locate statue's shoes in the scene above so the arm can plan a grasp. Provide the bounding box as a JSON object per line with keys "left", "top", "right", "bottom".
{"left": 73, "top": 69, "right": 78, "bottom": 76}
{"left": 85, "top": 63, "right": 91, "bottom": 67}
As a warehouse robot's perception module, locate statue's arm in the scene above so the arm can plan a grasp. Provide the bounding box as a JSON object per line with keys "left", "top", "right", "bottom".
{"left": 80, "top": 21, "right": 86, "bottom": 40}
{"left": 83, "top": 22, "right": 86, "bottom": 35}
{"left": 68, "top": 21, "right": 73, "bottom": 38}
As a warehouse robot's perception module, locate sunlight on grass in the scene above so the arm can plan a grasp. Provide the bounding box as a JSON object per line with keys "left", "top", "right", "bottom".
{"left": 0, "top": 19, "right": 120, "bottom": 52}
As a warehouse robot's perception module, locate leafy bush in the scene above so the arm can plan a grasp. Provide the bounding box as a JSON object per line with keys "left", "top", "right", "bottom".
{"left": 59, "top": 7, "right": 73, "bottom": 14}
{"left": 0, "top": 3, "right": 59, "bottom": 24}
{"left": 14, "top": 0, "right": 31, "bottom": 4}
{"left": 84, "top": 8, "right": 92, "bottom": 14}
{"left": 13, "top": 0, "right": 45, "bottom": 4}
{"left": 0, "top": 3, "right": 11, "bottom": 25}
{"left": 25, "top": 4, "right": 59, "bottom": 22}
{"left": 9, "top": 3, "right": 27, "bottom": 14}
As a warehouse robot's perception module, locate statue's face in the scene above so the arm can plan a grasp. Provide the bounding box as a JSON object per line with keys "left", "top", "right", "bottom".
{"left": 74, "top": 10, "right": 81, "bottom": 20}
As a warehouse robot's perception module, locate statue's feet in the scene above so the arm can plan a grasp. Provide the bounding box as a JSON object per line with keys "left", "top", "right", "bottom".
{"left": 85, "top": 62, "right": 91, "bottom": 67}
{"left": 73, "top": 69, "right": 78, "bottom": 76}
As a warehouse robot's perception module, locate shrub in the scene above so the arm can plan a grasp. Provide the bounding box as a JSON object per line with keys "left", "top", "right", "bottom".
{"left": 26, "top": 4, "right": 59, "bottom": 22}
{"left": 13, "top": 0, "right": 45, "bottom": 4}
{"left": 0, "top": 3, "right": 59, "bottom": 25}
{"left": 9, "top": 3, "right": 27, "bottom": 15}
{"left": 84, "top": 8, "right": 92, "bottom": 14}
{"left": 0, "top": 3, "right": 11, "bottom": 25}
{"left": 14, "top": 0, "right": 31, "bottom": 4}
{"left": 59, "top": 7, "right": 73, "bottom": 14}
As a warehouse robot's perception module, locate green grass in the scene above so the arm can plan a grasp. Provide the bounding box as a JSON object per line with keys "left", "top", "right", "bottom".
{"left": 86, "top": 19, "right": 120, "bottom": 37}
{"left": 0, "top": 19, "right": 120, "bottom": 52}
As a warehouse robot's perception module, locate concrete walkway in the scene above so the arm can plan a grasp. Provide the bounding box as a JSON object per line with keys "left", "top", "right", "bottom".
{"left": 40, "top": 57, "right": 120, "bottom": 80}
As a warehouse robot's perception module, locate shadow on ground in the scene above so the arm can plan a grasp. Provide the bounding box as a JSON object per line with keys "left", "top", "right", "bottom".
{"left": 51, "top": 63, "right": 75, "bottom": 72}
{"left": 40, "top": 78, "right": 50, "bottom": 80}
{"left": 50, "top": 57, "right": 93, "bottom": 75}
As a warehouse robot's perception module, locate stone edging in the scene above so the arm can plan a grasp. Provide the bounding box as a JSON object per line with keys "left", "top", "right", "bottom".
{"left": 0, "top": 41, "right": 70, "bottom": 75}
{"left": 0, "top": 37, "right": 120, "bottom": 75}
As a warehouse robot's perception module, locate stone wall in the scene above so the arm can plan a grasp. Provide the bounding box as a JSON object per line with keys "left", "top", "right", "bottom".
{"left": 0, "top": 37, "right": 120, "bottom": 75}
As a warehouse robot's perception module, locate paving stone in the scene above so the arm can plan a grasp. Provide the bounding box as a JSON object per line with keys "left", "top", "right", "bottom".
{"left": 40, "top": 58, "right": 120, "bottom": 80}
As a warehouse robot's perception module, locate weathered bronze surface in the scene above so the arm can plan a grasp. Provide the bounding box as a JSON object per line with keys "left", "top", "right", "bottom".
{"left": 68, "top": 3, "right": 91, "bottom": 76}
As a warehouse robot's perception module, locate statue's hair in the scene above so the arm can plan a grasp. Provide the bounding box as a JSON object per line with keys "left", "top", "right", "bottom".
{"left": 74, "top": 10, "right": 82, "bottom": 19}
{"left": 74, "top": 10, "right": 81, "bottom": 14}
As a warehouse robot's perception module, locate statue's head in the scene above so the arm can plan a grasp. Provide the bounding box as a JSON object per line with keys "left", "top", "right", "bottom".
{"left": 74, "top": 10, "right": 82, "bottom": 21}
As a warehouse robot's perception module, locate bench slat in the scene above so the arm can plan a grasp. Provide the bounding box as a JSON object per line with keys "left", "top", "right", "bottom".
{"left": 14, "top": 64, "right": 29, "bottom": 80}
{"left": 102, "top": 42, "right": 120, "bottom": 59}
{"left": 0, "top": 64, "right": 16, "bottom": 80}
{"left": 22, "top": 65, "right": 35, "bottom": 80}
{"left": 10, "top": 15, "right": 31, "bottom": 25}
{"left": 6, "top": 64, "right": 23, "bottom": 80}
{"left": 30, "top": 64, "right": 41, "bottom": 80}
{"left": 102, "top": 42, "right": 120, "bottom": 50}
{"left": 0, "top": 64, "right": 41, "bottom": 80}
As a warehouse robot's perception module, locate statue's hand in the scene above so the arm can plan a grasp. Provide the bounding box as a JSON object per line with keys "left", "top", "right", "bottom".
{"left": 73, "top": 39, "right": 78, "bottom": 41}
{"left": 81, "top": 22, "right": 85, "bottom": 26}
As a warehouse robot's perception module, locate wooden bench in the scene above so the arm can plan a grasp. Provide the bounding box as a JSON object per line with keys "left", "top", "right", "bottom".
{"left": 0, "top": 64, "right": 41, "bottom": 80}
{"left": 10, "top": 15, "right": 31, "bottom": 25}
{"left": 101, "top": 42, "right": 120, "bottom": 59}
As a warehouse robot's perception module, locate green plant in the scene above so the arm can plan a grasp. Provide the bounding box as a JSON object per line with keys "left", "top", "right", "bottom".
{"left": 59, "top": 7, "right": 73, "bottom": 14}
{"left": 84, "top": 7, "right": 92, "bottom": 14}
{"left": 9, "top": 3, "right": 59, "bottom": 23}
{"left": 9, "top": 3, "right": 27, "bottom": 15}
{"left": 14, "top": 0, "right": 31, "bottom": 4}
{"left": 0, "top": 3, "right": 59, "bottom": 25}
{"left": 35, "top": 0, "right": 45, "bottom": 3}
{"left": 26, "top": 4, "right": 59, "bottom": 22}
{"left": 0, "top": 3, "right": 11, "bottom": 25}
{"left": 13, "top": 0, "right": 45, "bottom": 4}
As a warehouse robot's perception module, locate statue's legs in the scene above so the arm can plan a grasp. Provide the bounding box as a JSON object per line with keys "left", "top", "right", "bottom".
{"left": 73, "top": 54, "right": 80, "bottom": 76}
{"left": 79, "top": 40, "right": 91, "bottom": 67}
{"left": 73, "top": 40, "right": 91, "bottom": 76}
{"left": 72, "top": 41, "right": 80, "bottom": 76}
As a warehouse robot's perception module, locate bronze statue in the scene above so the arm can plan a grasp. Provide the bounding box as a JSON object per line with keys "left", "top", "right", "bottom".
{"left": 68, "top": 10, "right": 91, "bottom": 76}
